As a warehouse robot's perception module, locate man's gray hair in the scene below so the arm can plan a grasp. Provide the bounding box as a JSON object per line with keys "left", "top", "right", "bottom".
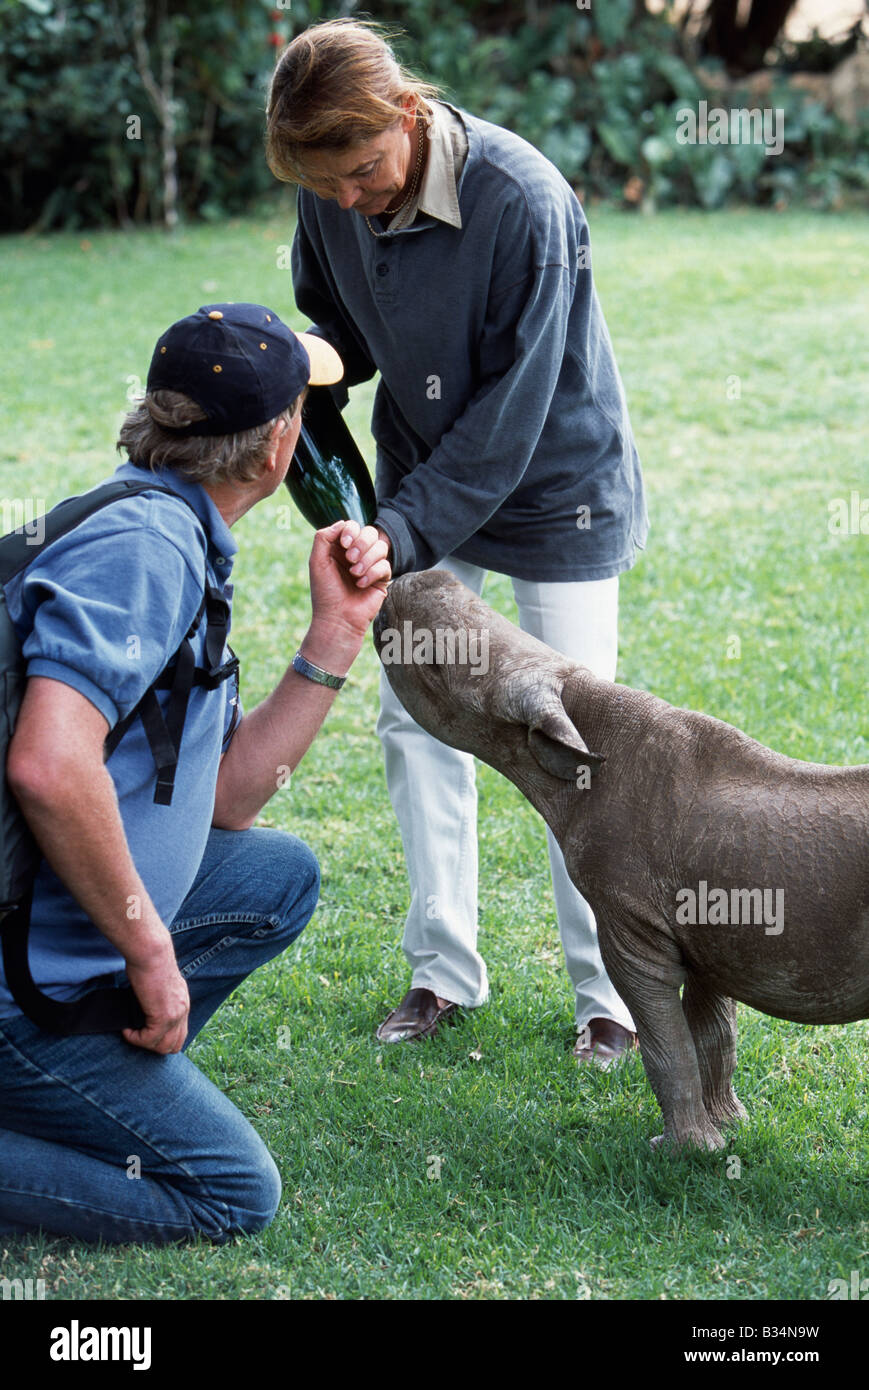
{"left": 117, "top": 387, "right": 306, "bottom": 486}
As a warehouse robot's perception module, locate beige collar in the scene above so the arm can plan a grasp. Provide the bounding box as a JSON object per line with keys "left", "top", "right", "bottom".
{"left": 384, "top": 101, "right": 465, "bottom": 232}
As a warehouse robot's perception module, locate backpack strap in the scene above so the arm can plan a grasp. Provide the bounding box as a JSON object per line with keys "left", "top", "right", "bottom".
{"left": 0, "top": 886, "right": 145, "bottom": 1035}
{"left": 0, "top": 479, "right": 199, "bottom": 584}
{"left": 102, "top": 584, "right": 239, "bottom": 805}
{"left": 0, "top": 478, "right": 234, "bottom": 1034}
{"left": 3, "top": 476, "right": 234, "bottom": 807}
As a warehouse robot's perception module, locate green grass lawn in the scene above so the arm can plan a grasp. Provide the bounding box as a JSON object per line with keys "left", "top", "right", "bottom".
{"left": 0, "top": 204, "right": 867, "bottom": 1300}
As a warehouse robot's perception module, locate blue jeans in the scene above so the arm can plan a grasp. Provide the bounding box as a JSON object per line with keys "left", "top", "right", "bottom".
{"left": 0, "top": 826, "right": 319, "bottom": 1245}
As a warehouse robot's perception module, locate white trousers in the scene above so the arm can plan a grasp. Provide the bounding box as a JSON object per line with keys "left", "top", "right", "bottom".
{"left": 376, "top": 555, "right": 635, "bottom": 1033}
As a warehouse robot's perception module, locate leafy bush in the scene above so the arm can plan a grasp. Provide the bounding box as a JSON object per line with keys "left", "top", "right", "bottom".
{"left": 0, "top": 0, "right": 307, "bottom": 230}
{"left": 0, "top": 0, "right": 865, "bottom": 230}
{"left": 384, "top": 0, "right": 869, "bottom": 211}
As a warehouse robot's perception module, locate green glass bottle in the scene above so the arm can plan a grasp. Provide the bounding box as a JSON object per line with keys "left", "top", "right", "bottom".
{"left": 285, "top": 385, "right": 377, "bottom": 529}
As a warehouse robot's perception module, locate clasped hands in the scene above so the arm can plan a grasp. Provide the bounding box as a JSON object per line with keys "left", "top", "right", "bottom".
{"left": 309, "top": 519, "right": 392, "bottom": 634}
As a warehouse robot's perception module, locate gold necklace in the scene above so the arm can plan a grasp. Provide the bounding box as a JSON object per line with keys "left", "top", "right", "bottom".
{"left": 365, "top": 115, "right": 427, "bottom": 238}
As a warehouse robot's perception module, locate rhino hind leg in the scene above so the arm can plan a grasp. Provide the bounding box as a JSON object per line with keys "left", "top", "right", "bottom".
{"left": 681, "top": 975, "right": 747, "bottom": 1131}
{"left": 596, "top": 918, "right": 725, "bottom": 1151}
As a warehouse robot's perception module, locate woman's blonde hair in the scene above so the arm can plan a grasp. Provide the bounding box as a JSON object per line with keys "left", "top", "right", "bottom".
{"left": 117, "top": 388, "right": 305, "bottom": 486}
{"left": 266, "top": 17, "right": 441, "bottom": 185}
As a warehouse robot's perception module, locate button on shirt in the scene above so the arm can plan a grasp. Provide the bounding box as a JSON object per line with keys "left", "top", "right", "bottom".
{"left": 0, "top": 460, "right": 243, "bottom": 1018}
{"left": 292, "top": 99, "right": 648, "bottom": 583}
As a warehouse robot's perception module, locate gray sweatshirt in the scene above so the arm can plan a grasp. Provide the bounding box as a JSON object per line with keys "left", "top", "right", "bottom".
{"left": 291, "top": 102, "right": 648, "bottom": 581}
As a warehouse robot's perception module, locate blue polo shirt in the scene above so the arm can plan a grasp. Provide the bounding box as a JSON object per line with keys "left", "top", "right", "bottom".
{"left": 0, "top": 460, "right": 242, "bottom": 1019}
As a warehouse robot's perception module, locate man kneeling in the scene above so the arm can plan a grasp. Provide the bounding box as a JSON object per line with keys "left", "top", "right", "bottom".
{"left": 0, "top": 303, "right": 389, "bottom": 1244}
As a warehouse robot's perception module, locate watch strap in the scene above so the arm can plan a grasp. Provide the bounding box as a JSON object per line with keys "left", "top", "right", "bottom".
{"left": 292, "top": 650, "right": 346, "bottom": 690}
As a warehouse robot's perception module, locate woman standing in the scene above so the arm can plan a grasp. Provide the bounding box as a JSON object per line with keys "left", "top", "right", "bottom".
{"left": 266, "top": 18, "right": 648, "bottom": 1064}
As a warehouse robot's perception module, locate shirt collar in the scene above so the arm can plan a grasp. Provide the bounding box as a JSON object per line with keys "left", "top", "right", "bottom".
{"left": 388, "top": 100, "right": 464, "bottom": 232}
{"left": 114, "top": 459, "right": 238, "bottom": 569}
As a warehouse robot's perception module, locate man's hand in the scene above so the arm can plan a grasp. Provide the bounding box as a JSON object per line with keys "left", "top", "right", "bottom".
{"left": 307, "top": 519, "right": 391, "bottom": 640}
{"left": 122, "top": 937, "right": 190, "bottom": 1054}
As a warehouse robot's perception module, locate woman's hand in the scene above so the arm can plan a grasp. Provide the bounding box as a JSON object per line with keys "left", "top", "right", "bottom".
{"left": 340, "top": 521, "right": 392, "bottom": 588}
{"left": 308, "top": 519, "right": 391, "bottom": 643}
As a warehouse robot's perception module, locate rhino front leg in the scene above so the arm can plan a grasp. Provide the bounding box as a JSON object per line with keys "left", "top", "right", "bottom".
{"left": 681, "top": 975, "right": 747, "bottom": 1132}
{"left": 597, "top": 920, "right": 725, "bottom": 1151}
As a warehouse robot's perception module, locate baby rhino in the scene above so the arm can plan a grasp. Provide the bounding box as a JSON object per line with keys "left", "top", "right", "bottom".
{"left": 374, "top": 570, "right": 869, "bottom": 1151}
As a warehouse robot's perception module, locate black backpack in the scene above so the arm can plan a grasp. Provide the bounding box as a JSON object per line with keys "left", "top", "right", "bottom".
{"left": 0, "top": 479, "right": 239, "bottom": 1035}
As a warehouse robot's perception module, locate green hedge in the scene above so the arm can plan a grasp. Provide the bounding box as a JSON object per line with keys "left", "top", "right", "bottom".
{"left": 1, "top": 0, "right": 866, "bottom": 230}
{"left": 386, "top": 0, "right": 869, "bottom": 212}
{"left": 0, "top": 0, "right": 292, "bottom": 230}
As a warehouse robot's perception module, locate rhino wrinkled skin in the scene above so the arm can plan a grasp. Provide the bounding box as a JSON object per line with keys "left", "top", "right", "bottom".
{"left": 374, "top": 570, "right": 869, "bottom": 1151}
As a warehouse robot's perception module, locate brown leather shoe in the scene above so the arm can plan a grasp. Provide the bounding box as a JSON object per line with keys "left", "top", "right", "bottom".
{"left": 573, "top": 1017, "right": 638, "bottom": 1068}
{"left": 376, "top": 988, "right": 458, "bottom": 1043}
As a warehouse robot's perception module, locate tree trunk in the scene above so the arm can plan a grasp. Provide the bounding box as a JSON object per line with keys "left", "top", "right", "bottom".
{"left": 700, "top": 0, "right": 801, "bottom": 74}
{"left": 132, "top": 0, "right": 179, "bottom": 231}
{"left": 159, "top": 14, "right": 178, "bottom": 232}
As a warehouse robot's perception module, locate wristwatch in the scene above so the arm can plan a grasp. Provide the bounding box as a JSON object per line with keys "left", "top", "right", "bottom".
{"left": 292, "top": 650, "right": 346, "bottom": 691}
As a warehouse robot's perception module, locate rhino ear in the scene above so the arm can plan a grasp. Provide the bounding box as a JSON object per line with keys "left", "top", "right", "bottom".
{"left": 527, "top": 709, "right": 606, "bottom": 781}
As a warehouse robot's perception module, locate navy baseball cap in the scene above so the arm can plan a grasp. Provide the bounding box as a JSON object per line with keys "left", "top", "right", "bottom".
{"left": 146, "top": 302, "right": 343, "bottom": 436}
